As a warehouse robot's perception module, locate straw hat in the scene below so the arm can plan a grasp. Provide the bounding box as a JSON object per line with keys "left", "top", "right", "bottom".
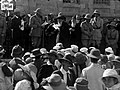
{"left": 93, "top": 9, "right": 100, "bottom": 15}
{"left": 71, "top": 45, "right": 79, "bottom": 53}
{"left": 11, "top": 45, "right": 24, "bottom": 57}
{"left": 109, "top": 22, "right": 116, "bottom": 27}
{"left": 105, "top": 47, "right": 114, "bottom": 54}
{"left": 87, "top": 49, "right": 102, "bottom": 59}
{"left": 18, "top": 63, "right": 39, "bottom": 89}
{"left": 84, "top": 14, "right": 91, "bottom": 19}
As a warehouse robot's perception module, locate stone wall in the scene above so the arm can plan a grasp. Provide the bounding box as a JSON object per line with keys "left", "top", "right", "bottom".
{"left": 15, "top": 0, "right": 120, "bottom": 17}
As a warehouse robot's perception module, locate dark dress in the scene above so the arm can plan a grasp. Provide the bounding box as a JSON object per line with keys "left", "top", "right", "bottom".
{"left": 11, "top": 16, "right": 23, "bottom": 46}
{"left": 56, "top": 21, "right": 71, "bottom": 48}
{"left": 45, "top": 23, "right": 58, "bottom": 50}
{"left": 70, "top": 22, "right": 82, "bottom": 48}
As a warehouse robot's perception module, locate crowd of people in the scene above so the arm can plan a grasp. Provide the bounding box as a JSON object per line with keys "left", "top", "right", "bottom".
{"left": 0, "top": 7, "right": 120, "bottom": 90}
{"left": 0, "top": 39, "right": 120, "bottom": 90}
{"left": 0, "top": 8, "right": 120, "bottom": 58}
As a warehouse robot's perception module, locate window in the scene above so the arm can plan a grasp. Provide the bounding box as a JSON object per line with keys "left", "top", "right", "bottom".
{"left": 63, "top": 0, "right": 80, "bottom": 4}
{"left": 93, "top": 0, "right": 110, "bottom": 5}
{"left": 63, "top": 0, "right": 71, "bottom": 3}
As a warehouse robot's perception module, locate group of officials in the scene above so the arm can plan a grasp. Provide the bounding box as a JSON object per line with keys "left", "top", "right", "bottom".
{"left": 0, "top": 8, "right": 119, "bottom": 56}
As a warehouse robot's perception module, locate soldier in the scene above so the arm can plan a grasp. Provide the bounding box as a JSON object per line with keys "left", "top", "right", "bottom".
{"left": 80, "top": 14, "right": 93, "bottom": 47}
{"left": 0, "top": 11, "right": 6, "bottom": 46}
{"left": 29, "top": 8, "right": 44, "bottom": 48}
{"left": 90, "top": 10, "right": 103, "bottom": 48}
{"left": 106, "top": 22, "right": 119, "bottom": 54}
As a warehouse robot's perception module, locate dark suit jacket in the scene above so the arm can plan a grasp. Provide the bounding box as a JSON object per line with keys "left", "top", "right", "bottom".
{"left": 53, "top": 68, "right": 76, "bottom": 86}
{"left": 37, "top": 64, "right": 57, "bottom": 84}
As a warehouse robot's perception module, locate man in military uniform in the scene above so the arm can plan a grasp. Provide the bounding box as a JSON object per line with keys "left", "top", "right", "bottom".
{"left": 0, "top": 11, "right": 6, "bottom": 45}
{"left": 29, "top": 8, "right": 44, "bottom": 48}
{"left": 80, "top": 14, "right": 93, "bottom": 47}
{"left": 11, "top": 9, "right": 22, "bottom": 46}
{"left": 90, "top": 10, "right": 103, "bottom": 48}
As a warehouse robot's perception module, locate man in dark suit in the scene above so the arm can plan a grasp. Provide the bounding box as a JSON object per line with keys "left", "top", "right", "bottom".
{"left": 37, "top": 52, "right": 58, "bottom": 84}
{"left": 11, "top": 10, "right": 23, "bottom": 46}
{"left": 53, "top": 58, "right": 76, "bottom": 86}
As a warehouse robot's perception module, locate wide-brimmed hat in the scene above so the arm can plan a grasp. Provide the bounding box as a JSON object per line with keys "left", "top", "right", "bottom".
{"left": 71, "top": 45, "right": 79, "bottom": 53}
{"left": 80, "top": 47, "right": 88, "bottom": 54}
{"left": 31, "top": 48, "right": 42, "bottom": 57}
{"left": 87, "top": 49, "right": 102, "bottom": 59}
{"left": 43, "top": 74, "right": 67, "bottom": 90}
{"left": 63, "top": 53, "right": 75, "bottom": 63}
{"left": 105, "top": 47, "right": 114, "bottom": 54}
{"left": 53, "top": 46, "right": 61, "bottom": 51}
{"left": 23, "top": 52, "right": 31, "bottom": 60}
{"left": 58, "top": 57, "right": 73, "bottom": 67}
{"left": 34, "top": 8, "right": 41, "bottom": 13}
{"left": 40, "top": 48, "right": 48, "bottom": 54}
{"left": 11, "top": 45, "right": 24, "bottom": 57}
{"left": 101, "top": 69, "right": 120, "bottom": 82}
{"left": 93, "top": 9, "right": 100, "bottom": 15}
{"left": 74, "top": 52, "right": 87, "bottom": 65}
{"left": 56, "top": 43, "right": 64, "bottom": 48}
{"left": 100, "top": 55, "right": 108, "bottom": 64}
{"left": 84, "top": 14, "right": 91, "bottom": 19}
{"left": 56, "top": 15, "right": 66, "bottom": 20}
{"left": 108, "top": 22, "right": 116, "bottom": 27}
{"left": 18, "top": 63, "right": 39, "bottom": 89}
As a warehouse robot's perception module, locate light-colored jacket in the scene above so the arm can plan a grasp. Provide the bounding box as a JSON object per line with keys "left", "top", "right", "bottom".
{"left": 82, "top": 63, "right": 104, "bottom": 90}
{"left": 90, "top": 17, "right": 103, "bottom": 40}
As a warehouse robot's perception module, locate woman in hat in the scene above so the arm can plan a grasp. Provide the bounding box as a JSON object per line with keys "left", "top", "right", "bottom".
{"left": 69, "top": 15, "right": 81, "bottom": 47}
{"left": 44, "top": 13, "right": 59, "bottom": 51}
{"left": 106, "top": 22, "right": 119, "bottom": 54}
{"left": 101, "top": 69, "right": 120, "bottom": 90}
{"left": 55, "top": 14, "right": 71, "bottom": 48}
{"left": 90, "top": 10, "right": 103, "bottom": 48}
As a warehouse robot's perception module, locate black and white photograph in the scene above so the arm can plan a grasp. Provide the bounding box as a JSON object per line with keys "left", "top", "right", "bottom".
{"left": 0, "top": 0, "right": 120, "bottom": 90}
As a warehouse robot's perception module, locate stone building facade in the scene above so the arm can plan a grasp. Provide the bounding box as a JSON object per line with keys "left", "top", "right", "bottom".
{"left": 15, "top": 0, "right": 120, "bottom": 17}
